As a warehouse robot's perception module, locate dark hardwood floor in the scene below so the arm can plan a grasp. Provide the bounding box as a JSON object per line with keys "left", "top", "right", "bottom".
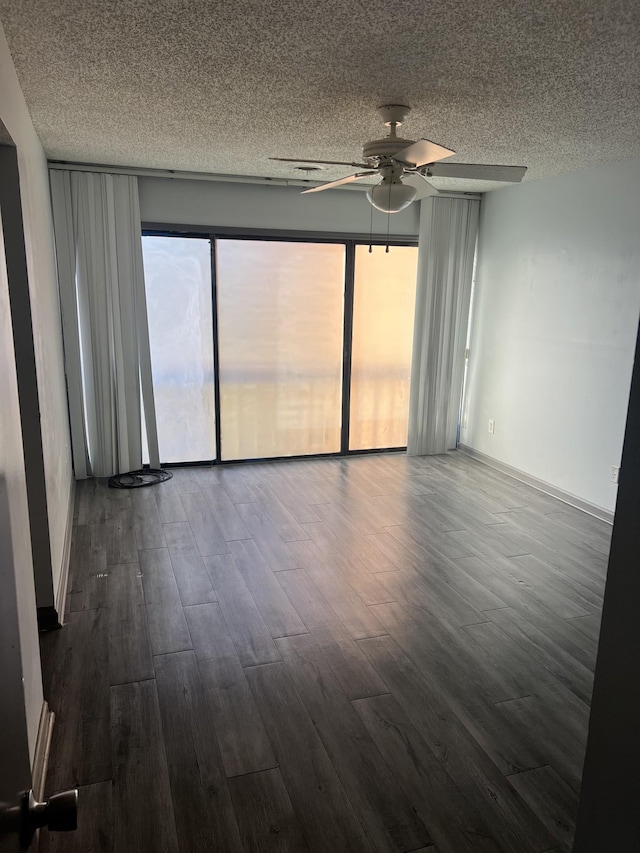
{"left": 38, "top": 451, "right": 610, "bottom": 853}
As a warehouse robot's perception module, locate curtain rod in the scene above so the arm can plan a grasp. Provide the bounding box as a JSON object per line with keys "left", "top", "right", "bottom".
{"left": 47, "top": 160, "right": 482, "bottom": 200}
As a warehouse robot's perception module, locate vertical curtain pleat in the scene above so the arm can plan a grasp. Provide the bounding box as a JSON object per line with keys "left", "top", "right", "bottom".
{"left": 50, "top": 170, "right": 159, "bottom": 477}
{"left": 50, "top": 171, "right": 89, "bottom": 478}
{"left": 127, "top": 180, "right": 160, "bottom": 471}
{"left": 407, "top": 196, "right": 480, "bottom": 456}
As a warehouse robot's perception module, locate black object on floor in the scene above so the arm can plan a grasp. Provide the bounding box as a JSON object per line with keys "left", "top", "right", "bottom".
{"left": 108, "top": 469, "right": 172, "bottom": 489}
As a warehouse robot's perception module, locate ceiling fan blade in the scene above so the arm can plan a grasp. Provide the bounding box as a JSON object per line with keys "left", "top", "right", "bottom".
{"left": 426, "top": 163, "right": 527, "bottom": 182}
{"left": 394, "top": 139, "right": 455, "bottom": 168}
{"left": 301, "top": 172, "right": 378, "bottom": 194}
{"left": 270, "top": 157, "right": 370, "bottom": 168}
{"left": 402, "top": 172, "right": 439, "bottom": 200}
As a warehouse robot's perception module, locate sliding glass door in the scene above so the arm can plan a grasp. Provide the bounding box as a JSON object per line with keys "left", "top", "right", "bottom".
{"left": 216, "top": 240, "right": 345, "bottom": 460}
{"left": 142, "top": 236, "right": 216, "bottom": 462}
{"left": 349, "top": 245, "right": 418, "bottom": 450}
{"left": 142, "top": 233, "right": 418, "bottom": 464}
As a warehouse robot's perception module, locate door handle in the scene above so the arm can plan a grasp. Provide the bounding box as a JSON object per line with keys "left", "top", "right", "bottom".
{"left": 0, "top": 788, "right": 78, "bottom": 848}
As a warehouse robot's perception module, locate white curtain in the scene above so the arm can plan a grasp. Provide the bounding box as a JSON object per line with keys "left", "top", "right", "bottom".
{"left": 50, "top": 170, "right": 159, "bottom": 478}
{"left": 407, "top": 195, "right": 480, "bottom": 455}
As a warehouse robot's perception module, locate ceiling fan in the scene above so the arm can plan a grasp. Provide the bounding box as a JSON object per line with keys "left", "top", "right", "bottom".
{"left": 270, "top": 104, "right": 527, "bottom": 213}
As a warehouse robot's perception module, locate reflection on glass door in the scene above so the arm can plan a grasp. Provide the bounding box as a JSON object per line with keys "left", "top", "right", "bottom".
{"left": 349, "top": 245, "right": 418, "bottom": 450}
{"left": 142, "top": 236, "right": 216, "bottom": 462}
{"left": 216, "top": 240, "right": 345, "bottom": 460}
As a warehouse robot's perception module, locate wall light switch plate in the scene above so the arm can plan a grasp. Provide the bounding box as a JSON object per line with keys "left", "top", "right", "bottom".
{"left": 488, "top": 419, "right": 495, "bottom": 434}
{"left": 611, "top": 465, "right": 620, "bottom": 484}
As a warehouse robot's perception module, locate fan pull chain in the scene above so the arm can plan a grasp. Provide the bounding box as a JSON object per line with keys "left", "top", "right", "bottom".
{"left": 386, "top": 180, "right": 391, "bottom": 252}
{"left": 369, "top": 197, "right": 373, "bottom": 253}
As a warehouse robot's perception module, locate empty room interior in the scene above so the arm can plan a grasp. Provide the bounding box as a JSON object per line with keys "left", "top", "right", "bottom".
{"left": 1, "top": 1, "right": 640, "bottom": 851}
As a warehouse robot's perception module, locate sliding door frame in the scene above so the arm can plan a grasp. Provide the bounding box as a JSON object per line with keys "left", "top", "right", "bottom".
{"left": 209, "top": 240, "right": 223, "bottom": 463}
{"left": 340, "top": 242, "right": 355, "bottom": 455}
{"left": 142, "top": 224, "right": 418, "bottom": 466}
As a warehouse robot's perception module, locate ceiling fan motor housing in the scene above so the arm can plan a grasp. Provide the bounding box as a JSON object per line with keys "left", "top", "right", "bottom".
{"left": 362, "top": 136, "right": 417, "bottom": 165}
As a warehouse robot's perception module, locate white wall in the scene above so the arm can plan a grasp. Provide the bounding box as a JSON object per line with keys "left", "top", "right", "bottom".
{"left": 0, "top": 23, "right": 73, "bottom": 606}
{"left": 139, "top": 175, "right": 420, "bottom": 236}
{"left": 461, "top": 158, "right": 640, "bottom": 513}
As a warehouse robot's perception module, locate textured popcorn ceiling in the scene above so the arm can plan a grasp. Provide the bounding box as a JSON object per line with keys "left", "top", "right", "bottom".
{"left": 1, "top": 0, "right": 639, "bottom": 193}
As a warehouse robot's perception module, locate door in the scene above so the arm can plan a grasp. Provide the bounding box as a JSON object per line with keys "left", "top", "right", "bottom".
{"left": 349, "top": 244, "right": 418, "bottom": 450}
{"left": 142, "top": 233, "right": 419, "bottom": 464}
{"left": 216, "top": 239, "right": 345, "bottom": 460}
{"left": 0, "top": 190, "right": 44, "bottom": 848}
{"left": 142, "top": 235, "right": 217, "bottom": 463}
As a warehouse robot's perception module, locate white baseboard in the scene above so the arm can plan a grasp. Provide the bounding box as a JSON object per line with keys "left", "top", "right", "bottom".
{"left": 457, "top": 444, "right": 614, "bottom": 525}
{"left": 54, "top": 477, "right": 76, "bottom": 625}
{"left": 32, "top": 701, "right": 55, "bottom": 800}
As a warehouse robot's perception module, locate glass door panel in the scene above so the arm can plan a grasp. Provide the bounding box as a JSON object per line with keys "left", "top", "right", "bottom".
{"left": 216, "top": 240, "right": 345, "bottom": 460}
{"left": 142, "top": 235, "right": 217, "bottom": 463}
{"left": 349, "top": 245, "right": 419, "bottom": 450}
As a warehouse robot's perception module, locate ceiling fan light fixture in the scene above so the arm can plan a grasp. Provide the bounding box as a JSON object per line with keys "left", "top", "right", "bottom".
{"left": 367, "top": 179, "right": 417, "bottom": 213}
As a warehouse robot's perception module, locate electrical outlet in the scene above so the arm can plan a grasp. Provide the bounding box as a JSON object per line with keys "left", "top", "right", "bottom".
{"left": 611, "top": 465, "right": 620, "bottom": 484}
{"left": 488, "top": 419, "right": 495, "bottom": 434}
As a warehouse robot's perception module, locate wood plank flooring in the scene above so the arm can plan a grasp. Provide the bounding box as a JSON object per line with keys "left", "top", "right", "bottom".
{"left": 39, "top": 451, "right": 611, "bottom": 853}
